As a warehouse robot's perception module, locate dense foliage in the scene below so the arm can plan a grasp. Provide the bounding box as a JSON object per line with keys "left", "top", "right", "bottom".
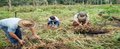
{"left": 0, "top": 0, "right": 119, "bottom": 7}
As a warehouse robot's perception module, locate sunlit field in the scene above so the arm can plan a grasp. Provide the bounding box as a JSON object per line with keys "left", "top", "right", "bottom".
{"left": 0, "top": 5, "right": 120, "bottom": 49}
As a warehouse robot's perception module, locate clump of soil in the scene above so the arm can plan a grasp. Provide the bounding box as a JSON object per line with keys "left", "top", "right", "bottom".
{"left": 2, "top": 40, "right": 70, "bottom": 49}
{"left": 44, "top": 42, "right": 70, "bottom": 49}
{"left": 112, "top": 21, "right": 120, "bottom": 27}
{"left": 23, "top": 37, "right": 71, "bottom": 49}
{"left": 24, "top": 42, "right": 70, "bottom": 49}
{"left": 1, "top": 45, "right": 22, "bottom": 49}
{"left": 74, "top": 25, "right": 110, "bottom": 34}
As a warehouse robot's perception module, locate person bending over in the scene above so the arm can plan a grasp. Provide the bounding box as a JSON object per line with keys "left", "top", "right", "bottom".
{"left": 0, "top": 18, "right": 40, "bottom": 46}
{"left": 47, "top": 16, "right": 60, "bottom": 29}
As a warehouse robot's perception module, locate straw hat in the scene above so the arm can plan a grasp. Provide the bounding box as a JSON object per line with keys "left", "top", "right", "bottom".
{"left": 18, "top": 19, "right": 35, "bottom": 28}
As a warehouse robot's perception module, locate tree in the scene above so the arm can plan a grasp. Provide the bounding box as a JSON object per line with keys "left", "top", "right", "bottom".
{"left": 0, "top": 0, "right": 120, "bottom": 6}
{"left": 8, "top": 0, "right": 12, "bottom": 11}
{"left": 116, "top": 0, "right": 120, "bottom": 4}
{"left": 44, "top": 0, "right": 48, "bottom": 5}
{"left": 109, "top": 0, "right": 113, "bottom": 5}
{"left": 32, "top": 0, "right": 36, "bottom": 6}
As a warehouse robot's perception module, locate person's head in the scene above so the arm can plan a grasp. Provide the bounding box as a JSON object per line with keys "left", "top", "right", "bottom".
{"left": 77, "top": 12, "right": 87, "bottom": 18}
{"left": 50, "top": 16, "right": 55, "bottom": 20}
{"left": 77, "top": 12, "right": 87, "bottom": 21}
{"left": 18, "top": 19, "right": 35, "bottom": 29}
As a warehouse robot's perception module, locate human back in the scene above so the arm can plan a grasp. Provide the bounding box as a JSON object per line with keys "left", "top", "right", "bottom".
{"left": 0, "top": 18, "right": 21, "bottom": 27}
{"left": 0, "top": 18, "right": 22, "bottom": 31}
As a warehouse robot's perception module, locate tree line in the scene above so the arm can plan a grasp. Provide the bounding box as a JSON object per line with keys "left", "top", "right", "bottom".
{"left": 0, "top": 0, "right": 120, "bottom": 11}
{"left": 0, "top": 0, "right": 120, "bottom": 6}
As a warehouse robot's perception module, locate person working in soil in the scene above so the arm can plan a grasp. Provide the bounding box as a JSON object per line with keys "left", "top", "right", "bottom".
{"left": 47, "top": 16, "right": 60, "bottom": 29}
{"left": 0, "top": 18, "right": 40, "bottom": 46}
{"left": 72, "top": 12, "right": 90, "bottom": 28}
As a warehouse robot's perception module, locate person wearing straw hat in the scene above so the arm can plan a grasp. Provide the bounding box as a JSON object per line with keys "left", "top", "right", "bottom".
{"left": 0, "top": 18, "right": 40, "bottom": 46}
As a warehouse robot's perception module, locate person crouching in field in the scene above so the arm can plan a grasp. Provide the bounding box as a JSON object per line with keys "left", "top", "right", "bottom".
{"left": 0, "top": 18, "right": 40, "bottom": 46}
{"left": 47, "top": 16, "right": 60, "bottom": 29}
{"left": 72, "top": 12, "right": 90, "bottom": 29}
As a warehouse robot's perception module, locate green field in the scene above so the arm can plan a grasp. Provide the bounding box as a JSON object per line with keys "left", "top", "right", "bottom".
{"left": 0, "top": 5, "right": 120, "bottom": 49}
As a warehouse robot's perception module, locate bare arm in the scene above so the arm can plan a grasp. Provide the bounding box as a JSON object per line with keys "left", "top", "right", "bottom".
{"left": 9, "top": 32, "right": 25, "bottom": 45}
{"left": 74, "top": 18, "right": 82, "bottom": 26}
{"left": 76, "top": 21, "right": 82, "bottom": 26}
{"left": 85, "top": 20, "right": 89, "bottom": 25}
{"left": 29, "top": 27, "right": 40, "bottom": 39}
{"left": 30, "top": 27, "right": 36, "bottom": 35}
{"left": 74, "top": 14, "right": 82, "bottom": 26}
{"left": 9, "top": 32, "right": 21, "bottom": 41}
{"left": 84, "top": 17, "right": 89, "bottom": 25}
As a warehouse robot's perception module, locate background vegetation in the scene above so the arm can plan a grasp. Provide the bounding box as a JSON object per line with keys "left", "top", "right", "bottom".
{"left": 0, "top": 0, "right": 120, "bottom": 11}
{"left": 0, "top": 0, "right": 120, "bottom": 49}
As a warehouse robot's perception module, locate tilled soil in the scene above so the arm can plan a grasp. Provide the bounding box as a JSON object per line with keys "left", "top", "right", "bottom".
{"left": 74, "top": 25, "right": 110, "bottom": 34}
{"left": 1, "top": 42, "right": 70, "bottom": 49}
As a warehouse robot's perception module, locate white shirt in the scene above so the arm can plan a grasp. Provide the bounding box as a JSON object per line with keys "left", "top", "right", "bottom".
{"left": 0, "top": 18, "right": 21, "bottom": 33}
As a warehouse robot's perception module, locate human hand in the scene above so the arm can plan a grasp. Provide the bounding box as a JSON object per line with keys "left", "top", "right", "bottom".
{"left": 78, "top": 24, "right": 82, "bottom": 27}
{"left": 84, "top": 24, "right": 87, "bottom": 26}
{"left": 33, "top": 34, "right": 41, "bottom": 40}
{"left": 18, "top": 40, "right": 25, "bottom": 46}
{"left": 54, "top": 25, "right": 58, "bottom": 28}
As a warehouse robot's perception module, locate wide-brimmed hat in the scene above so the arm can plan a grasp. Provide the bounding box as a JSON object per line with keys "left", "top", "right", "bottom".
{"left": 18, "top": 19, "right": 35, "bottom": 28}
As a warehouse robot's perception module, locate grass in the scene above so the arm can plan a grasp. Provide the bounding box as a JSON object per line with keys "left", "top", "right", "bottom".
{"left": 0, "top": 5, "right": 120, "bottom": 49}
